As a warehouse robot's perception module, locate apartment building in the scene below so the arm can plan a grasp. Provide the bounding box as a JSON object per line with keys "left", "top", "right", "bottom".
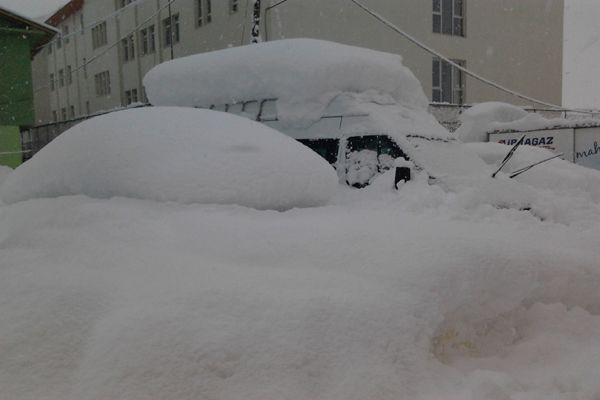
{"left": 32, "top": 0, "right": 564, "bottom": 125}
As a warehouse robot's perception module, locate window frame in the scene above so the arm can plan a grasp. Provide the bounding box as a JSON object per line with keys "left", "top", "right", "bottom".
{"left": 197, "top": 0, "right": 212, "bottom": 27}
{"left": 122, "top": 34, "right": 136, "bottom": 62}
{"left": 140, "top": 25, "right": 156, "bottom": 55}
{"left": 92, "top": 22, "right": 108, "bottom": 49}
{"left": 432, "top": 0, "right": 465, "bottom": 37}
{"left": 163, "top": 14, "right": 180, "bottom": 47}
{"left": 63, "top": 25, "right": 70, "bottom": 44}
{"left": 230, "top": 0, "right": 239, "bottom": 14}
{"left": 206, "top": 0, "right": 212, "bottom": 23}
{"left": 66, "top": 65, "right": 72, "bottom": 85}
{"left": 124, "top": 88, "right": 139, "bottom": 105}
{"left": 94, "top": 70, "right": 111, "bottom": 97}
{"left": 432, "top": 57, "right": 466, "bottom": 105}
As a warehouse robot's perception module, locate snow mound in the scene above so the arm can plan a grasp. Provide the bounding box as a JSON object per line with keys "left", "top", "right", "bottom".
{"left": 144, "top": 39, "right": 429, "bottom": 126}
{"left": 0, "top": 165, "right": 12, "bottom": 187}
{"left": 0, "top": 107, "right": 338, "bottom": 209}
{"left": 1, "top": 192, "right": 600, "bottom": 400}
{"left": 455, "top": 102, "right": 529, "bottom": 142}
{"left": 455, "top": 102, "right": 600, "bottom": 142}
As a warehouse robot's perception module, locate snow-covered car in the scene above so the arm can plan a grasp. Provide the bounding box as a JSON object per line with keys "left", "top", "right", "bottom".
{"left": 144, "top": 39, "right": 489, "bottom": 188}
{"left": 0, "top": 107, "right": 339, "bottom": 210}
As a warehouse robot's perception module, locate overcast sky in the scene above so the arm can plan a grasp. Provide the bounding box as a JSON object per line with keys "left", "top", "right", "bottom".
{"left": 0, "top": 0, "right": 66, "bottom": 20}
{"left": 1, "top": 0, "right": 599, "bottom": 109}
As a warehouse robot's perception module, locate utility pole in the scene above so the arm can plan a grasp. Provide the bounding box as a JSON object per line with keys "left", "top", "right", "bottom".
{"left": 251, "top": 0, "right": 261, "bottom": 43}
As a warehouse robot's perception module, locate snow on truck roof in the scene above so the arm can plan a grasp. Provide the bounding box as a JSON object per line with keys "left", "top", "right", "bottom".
{"left": 143, "top": 39, "right": 449, "bottom": 138}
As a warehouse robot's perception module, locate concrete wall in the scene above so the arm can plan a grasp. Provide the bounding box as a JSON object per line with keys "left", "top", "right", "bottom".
{"left": 32, "top": 0, "right": 564, "bottom": 125}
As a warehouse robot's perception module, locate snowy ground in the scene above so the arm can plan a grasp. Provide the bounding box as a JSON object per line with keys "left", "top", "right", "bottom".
{"left": 2, "top": 38, "right": 600, "bottom": 400}
{"left": 1, "top": 160, "right": 600, "bottom": 400}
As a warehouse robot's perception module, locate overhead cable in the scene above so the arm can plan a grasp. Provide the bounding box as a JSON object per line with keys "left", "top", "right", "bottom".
{"left": 348, "top": 0, "right": 595, "bottom": 114}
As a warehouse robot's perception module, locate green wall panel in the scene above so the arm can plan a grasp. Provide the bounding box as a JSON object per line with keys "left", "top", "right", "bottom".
{"left": 0, "top": 125, "right": 22, "bottom": 168}
{"left": 0, "top": 30, "right": 34, "bottom": 126}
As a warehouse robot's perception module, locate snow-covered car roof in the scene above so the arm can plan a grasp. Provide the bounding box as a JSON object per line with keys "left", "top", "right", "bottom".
{"left": 145, "top": 39, "right": 428, "bottom": 112}
{"left": 144, "top": 39, "right": 454, "bottom": 142}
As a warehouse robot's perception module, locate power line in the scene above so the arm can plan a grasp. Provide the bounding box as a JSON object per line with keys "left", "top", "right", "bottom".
{"left": 266, "top": 0, "right": 293, "bottom": 11}
{"left": 35, "top": 0, "right": 177, "bottom": 95}
{"left": 264, "top": 0, "right": 293, "bottom": 41}
{"left": 348, "top": 0, "right": 595, "bottom": 114}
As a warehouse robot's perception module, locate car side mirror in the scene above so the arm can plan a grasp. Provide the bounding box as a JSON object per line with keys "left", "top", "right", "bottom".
{"left": 394, "top": 166, "right": 411, "bottom": 189}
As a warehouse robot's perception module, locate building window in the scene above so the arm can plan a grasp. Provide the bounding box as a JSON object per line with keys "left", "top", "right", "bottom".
{"left": 140, "top": 25, "right": 155, "bottom": 55}
{"left": 94, "top": 71, "right": 111, "bottom": 96}
{"left": 85, "top": 101, "right": 90, "bottom": 115}
{"left": 198, "top": 0, "right": 212, "bottom": 26}
{"left": 230, "top": 0, "right": 239, "bottom": 13}
{"left": 122, "top": 34, "right": 135, "bottom": 62}
{"left": 83, "top": 58, "right": 87, "bottom": 78}
{"left": 125, "top": 88, "right": 139, "bottom": 105}
{"left": 52, "top": 110, "right": 58, "bottom": 122}
{"left": 58, "top": 69, "right": 65, "bottom": 87}
{"left": 61, "top": 108, "right": 67, "bottom": 121}
{"left": 163, "top": 14, "right": 180, "bottom": 47}
{"left": 92, "top": 22, "right": 108, "bottom": 49}
{"left": 49, "top": 73, "right": 55, "bottom": 91}
{"left": 63, "top": 25, "right": 70, "bottom": 44}
{"left": 197, "top": 0, "right": 203, "bottom": 26}
{"left": 69, "top": 105, "right": 75, "bottom": 118}
{"left": 120, "top": 0, "right": 134, "bottom": 7}
{"left": 433, "top": 0, "right": 464, "bottom": 36}
{"left": 67, "top": 65, "right": 73, "bottom": 85}
{"left": 432, "top": 58, "right": 465, "bottom": 104}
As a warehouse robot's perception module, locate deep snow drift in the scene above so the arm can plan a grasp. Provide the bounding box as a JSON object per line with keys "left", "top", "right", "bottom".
{"left": 455, "top": 102, "right": 529, "bottom": 142}
{"left": 0, "top": 107, "right": 337, "bottom": 210}
{"left": 0, "top": 165, "right": 12, "bottom": 186}
{"left": 1, "top": 141, "right": 600, "bottom": 399}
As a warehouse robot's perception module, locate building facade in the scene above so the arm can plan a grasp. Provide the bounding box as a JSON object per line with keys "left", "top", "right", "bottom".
{"left": 32, "top": 0, "right": 564, "bottom": 125}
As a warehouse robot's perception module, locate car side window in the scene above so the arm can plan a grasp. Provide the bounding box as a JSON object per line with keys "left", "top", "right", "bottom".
{"left": 297, "top": 138, "right": 340, "bottom": 166}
